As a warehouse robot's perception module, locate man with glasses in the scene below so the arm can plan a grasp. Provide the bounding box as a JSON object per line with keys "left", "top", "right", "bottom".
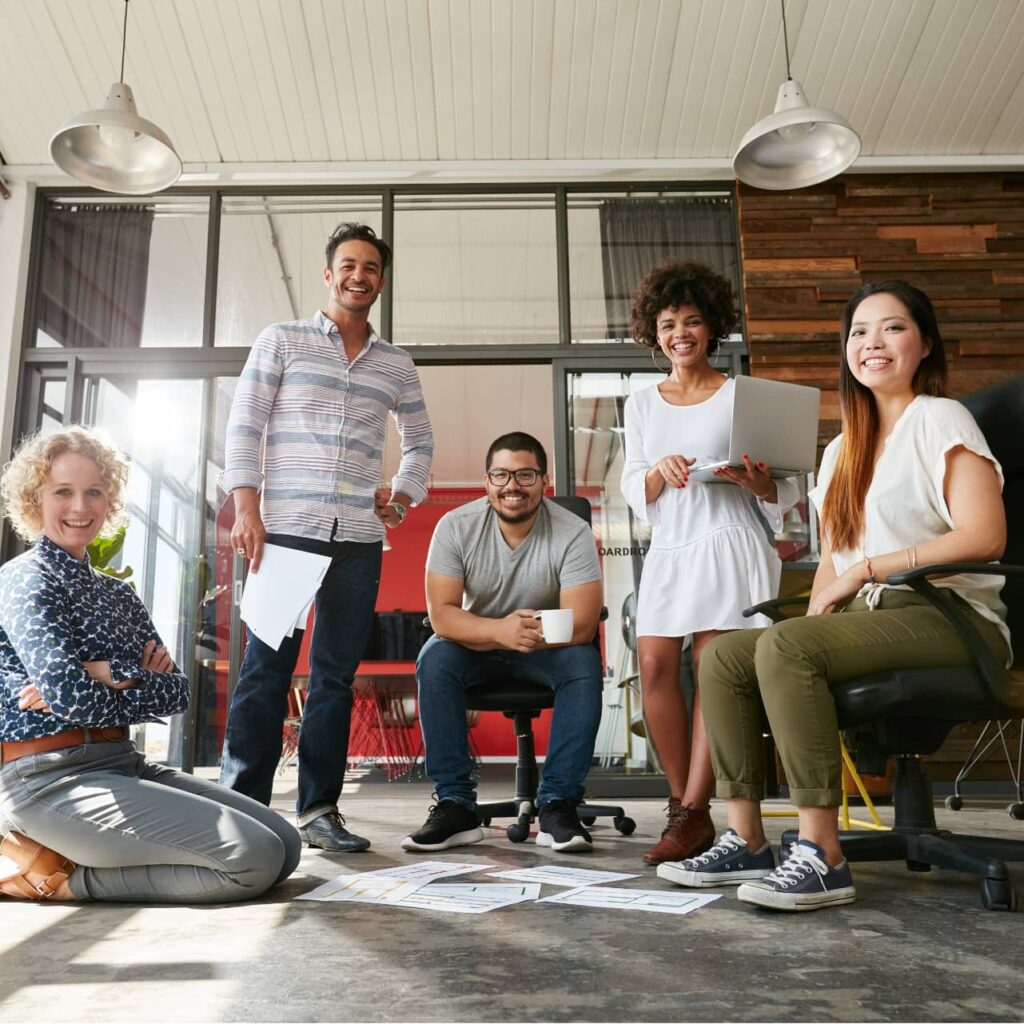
{"left": 403, "top": 432, "right": 604, "bottom": 853}
{"left": 219, "top": 222, "right": 432, "bottom": 853}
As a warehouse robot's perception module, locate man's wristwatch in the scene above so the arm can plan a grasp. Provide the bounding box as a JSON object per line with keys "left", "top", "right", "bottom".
{"left": 386, "top": 500, "right": 408, "bottom": 524}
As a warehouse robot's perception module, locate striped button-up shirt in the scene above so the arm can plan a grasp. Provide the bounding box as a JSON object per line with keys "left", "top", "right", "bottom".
{"left": 220, "top": 311, "right": 433, "bottom": 543}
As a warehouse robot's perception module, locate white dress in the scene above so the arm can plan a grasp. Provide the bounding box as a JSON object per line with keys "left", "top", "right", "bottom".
{"left": 621, "top": 378, "right": 800, "bottom": 638}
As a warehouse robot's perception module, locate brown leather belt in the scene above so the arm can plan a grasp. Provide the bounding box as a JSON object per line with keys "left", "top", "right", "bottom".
{"left": 0, "top": 726, "right": 129, "bottom": 765}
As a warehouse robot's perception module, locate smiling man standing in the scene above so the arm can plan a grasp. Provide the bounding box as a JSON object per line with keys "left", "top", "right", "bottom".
{"left": 403, "top": 432, "right": 604, "bottom": 854}
{"left": 219, "top": 222, "right": 432, "bottom": 852}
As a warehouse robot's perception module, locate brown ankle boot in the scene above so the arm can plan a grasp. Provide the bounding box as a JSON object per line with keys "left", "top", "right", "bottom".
{"left": 642, "top": 800, "right": 715, "bottom": 865}
{"left": 0, "top": 832, "right": 76, "bottom": 900}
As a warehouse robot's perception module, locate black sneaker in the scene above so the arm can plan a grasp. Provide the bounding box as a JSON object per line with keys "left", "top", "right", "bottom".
{"left": 401, "top": 800, "right": 484, "bottom": 852}
{"left": 298, "top": 810, "right": 371, "bottom": 852}
{"left": 536, "top": 799, "right": 593, "bottom": 853}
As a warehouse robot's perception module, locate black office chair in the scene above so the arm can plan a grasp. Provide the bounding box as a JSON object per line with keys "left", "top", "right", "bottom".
{"left": 753, "top": 375, "right": 1024, "bottom": 910}
{"left": 464, "top": 495, "right": 636, "bottom": 843}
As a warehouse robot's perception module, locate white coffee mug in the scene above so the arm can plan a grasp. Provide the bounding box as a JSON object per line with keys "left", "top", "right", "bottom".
{"left": 538, "top": 608, "right": 573, "bottom": 645}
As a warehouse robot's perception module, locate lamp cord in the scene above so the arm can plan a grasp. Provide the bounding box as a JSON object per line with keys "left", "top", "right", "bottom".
{"left": 119, "top": 0, "right": 129, "bottom": 83}
{"left": 782, "top": 0, "right": 790, "bottom": 80}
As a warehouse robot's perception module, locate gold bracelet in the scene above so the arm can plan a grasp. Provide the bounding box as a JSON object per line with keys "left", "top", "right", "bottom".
{"left": 911, "top": 545, "right": 918, "bottom": 569}
{"left": 906, "top": 547, "right": 912, "bottom": 570}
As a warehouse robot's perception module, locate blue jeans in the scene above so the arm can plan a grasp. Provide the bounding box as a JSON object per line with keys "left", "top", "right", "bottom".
{"left": 219, "top": 537, "right": 382, "bottom": 821}
{"left": 416, "top": 635, "right": 603, "bottom": 810}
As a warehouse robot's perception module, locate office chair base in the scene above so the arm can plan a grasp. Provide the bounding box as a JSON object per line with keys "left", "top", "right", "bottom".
{"left": 476, "top": 798, "right": 636, "bottom": 842}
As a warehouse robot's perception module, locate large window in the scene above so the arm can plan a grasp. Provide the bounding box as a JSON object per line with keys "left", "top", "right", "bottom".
{"left": 391, "top": 194, "right": 560, "bottom": 345}
{"left": 13, "top": 184, "right": 743, "bottom": 771}
{"left": 568, "top": 192, "right": 739, "bottom": 343}
{"left": 33, "top": 195, "right": 208, "bottom": 349}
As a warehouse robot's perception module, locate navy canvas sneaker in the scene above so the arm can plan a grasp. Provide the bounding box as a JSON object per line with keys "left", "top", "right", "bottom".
{"left": 657, "top": 828, "right": 775, "bottom": 887}
{"left": 536, "top": 800, "right": 593, "bottom": 853}
{"left": 737, "top": 839, "right": 856, "bottom": 911}
{"left": 401, "top": 800, "right": 484, "bottom": 852}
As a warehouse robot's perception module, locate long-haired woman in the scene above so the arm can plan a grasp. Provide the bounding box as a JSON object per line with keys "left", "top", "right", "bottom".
{"left": 657, "top": 280, "right": 1010, "bottom": 911}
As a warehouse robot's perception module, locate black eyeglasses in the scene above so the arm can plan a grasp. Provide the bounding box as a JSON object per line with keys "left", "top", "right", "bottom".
{"left": 487, "top": 468, "right": 542, "bottom": 486}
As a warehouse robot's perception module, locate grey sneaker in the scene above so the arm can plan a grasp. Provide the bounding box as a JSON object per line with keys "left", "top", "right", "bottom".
{"left": 738, "top": 839, "right": 856, "bottom": 911}
{"left": 657, "top": 829, "right": 775, "bottom": 887}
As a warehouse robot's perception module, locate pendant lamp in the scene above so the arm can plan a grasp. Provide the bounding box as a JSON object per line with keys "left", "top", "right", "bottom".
{"left": 49, "top": 0, "right": 182, "bottom": 194}
{"left": 733, "top": 0, "right": 861, "bottom": 190}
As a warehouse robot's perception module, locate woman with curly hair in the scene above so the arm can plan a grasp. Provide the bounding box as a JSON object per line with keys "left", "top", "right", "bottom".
{"left": 621, "top": 260, "right": 799, "bottom": 867}
{"left": 0, "top": 426, "right": 300, "bottom": 903}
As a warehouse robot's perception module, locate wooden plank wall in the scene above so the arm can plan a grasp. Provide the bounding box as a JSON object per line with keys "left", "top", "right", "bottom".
{"left": 738, "top": 172, "right": 1024, "bottom": 451}
{"left": 739, "top": 172, "right": 1024, "bottom": 782}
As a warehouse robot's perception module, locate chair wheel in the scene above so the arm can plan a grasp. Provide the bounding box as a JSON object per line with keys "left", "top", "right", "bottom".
{"left": 1007, "top": 803, "right": 1024, "bottom": 820}
{"left": 944, "top": 795, "right": 963, "bottom": 811}
{"left": 981, "top": 877, "right": 1017, "bottom": 911}
{"left": 906, "top": 859, "right": 931, "bottom": 873}
{"left": 613, "top": 815, "right": 636, "bottom": 836}
{"left": 580, "top": 816, "right": 597, "bottom": 827}
{"left": 507, "top": 822, "right": 530, "bottom": 843}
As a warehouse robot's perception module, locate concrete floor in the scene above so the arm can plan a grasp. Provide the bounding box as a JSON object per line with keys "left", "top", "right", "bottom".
{"left": 1, "top": 766, "right": 1022, "bottom": 1024}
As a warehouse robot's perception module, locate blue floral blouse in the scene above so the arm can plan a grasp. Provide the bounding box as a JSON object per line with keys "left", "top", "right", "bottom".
{"left": 0, "top": 536, "right": 190, "bottom": 742}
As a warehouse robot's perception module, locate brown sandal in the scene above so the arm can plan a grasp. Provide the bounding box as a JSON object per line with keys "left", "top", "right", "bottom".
{"left": 0, "top": 832, "right": 76, "bottom": 900}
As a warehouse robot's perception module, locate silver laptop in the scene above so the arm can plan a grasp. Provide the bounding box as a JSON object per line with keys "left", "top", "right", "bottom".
{"left": 689, "top": 376, "right": 821, "bottom": 482}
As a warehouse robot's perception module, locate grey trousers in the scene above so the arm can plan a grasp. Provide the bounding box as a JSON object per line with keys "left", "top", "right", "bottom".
{"left": 0, "top": 738, "right": 302, "bottom": 903}
{"left": 700, "top": 591, "right": 1011, "bottom": 807}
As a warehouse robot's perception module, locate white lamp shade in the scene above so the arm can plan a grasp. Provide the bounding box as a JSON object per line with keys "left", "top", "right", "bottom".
{"left": 49, "top": 82, "right": 182, "bottom": 195}
{"left": 733, "top": 79, "right": 861, "bottom": 190}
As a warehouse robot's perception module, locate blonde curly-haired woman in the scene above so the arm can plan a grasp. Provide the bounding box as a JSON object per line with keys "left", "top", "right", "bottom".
{"left": 0, "top": 426, "right": 300, "bottom": 903}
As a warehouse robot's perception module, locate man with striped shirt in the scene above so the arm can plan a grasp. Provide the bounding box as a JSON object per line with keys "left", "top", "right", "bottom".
{"left": 219, "top": 223, "right": 433, "bottom": 852}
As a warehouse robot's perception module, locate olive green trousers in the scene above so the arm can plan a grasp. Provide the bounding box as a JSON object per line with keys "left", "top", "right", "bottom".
{"left": 699, "top": 591, "right": 1009, "bottom": 807}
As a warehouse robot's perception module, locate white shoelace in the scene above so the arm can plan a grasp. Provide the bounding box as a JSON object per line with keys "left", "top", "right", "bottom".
{"left": 684, "top": 831, "right": 746, "bottom": 867}
{"left": 765, "top": 844, "right": 829, "bottom": 889}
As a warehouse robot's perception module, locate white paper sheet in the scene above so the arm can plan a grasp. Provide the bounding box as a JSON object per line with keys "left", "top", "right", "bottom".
{"left": 294, "top": 860, "right": 493, "bottom": 902}
{"left": 373, "top": 882, "right": 541, "bottom": 915}
{"left": 538, "top": 886, "right": 721, "bottom": 915}
{"left": 487, "top": 865, "right": 640, "bottom": 888}
{"left": 286, "top": 595, "right": 316, "bottom": 638}
{"left": 239, "top": 544, "right": 331, "bottom": 650}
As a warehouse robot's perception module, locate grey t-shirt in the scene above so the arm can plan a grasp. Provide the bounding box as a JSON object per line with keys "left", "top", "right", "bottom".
{"left": 426, "top": 497, "right": 602, "bottom": 618}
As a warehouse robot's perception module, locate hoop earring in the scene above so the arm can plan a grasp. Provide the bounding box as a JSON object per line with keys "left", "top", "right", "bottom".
{"left": 650, "top": 347, "right": 670, "bottom": 374}
{"left": 709, "top": 345, "right": 721, "bottom": 369}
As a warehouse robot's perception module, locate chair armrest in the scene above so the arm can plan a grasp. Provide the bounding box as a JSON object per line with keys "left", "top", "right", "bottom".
{"left": 886, "top": 563, "right": 1024, "bottom": 586}
{"left": 743, "top": 596, "right": 810, "bottom": 623}
{"left": 880, "top": 562, "right": 1022, "bottom": 704}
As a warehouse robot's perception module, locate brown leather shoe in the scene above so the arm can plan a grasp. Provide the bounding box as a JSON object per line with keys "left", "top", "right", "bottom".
{"left": 0, "top": 832, "right": 76, "bottom": 900}
{"left": 642, "top": 799, "right": 715, "bottom": 865}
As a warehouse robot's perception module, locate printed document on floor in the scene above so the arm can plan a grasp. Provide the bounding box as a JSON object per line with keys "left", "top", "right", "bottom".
{"left": 239, "top": 543, "right": 331, "bottom": 650}
{"left": 487, "top": 865, "right": 640, "bottom": 887}
{"left": 538, "top": 886, "right": 722, "bottom": 915}
{"left": 295, "top": 860, "right": 494, "bottom": 903}
{"left": 370, "top": 882, "right": 541, "bottom": 914}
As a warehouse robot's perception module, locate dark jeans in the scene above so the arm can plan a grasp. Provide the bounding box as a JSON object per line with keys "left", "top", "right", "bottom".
{"left": 219, "top": 536, "right": 382, "bottom": 822}
{"left": 416, "top": 635, "right": 603, "bottom": 810}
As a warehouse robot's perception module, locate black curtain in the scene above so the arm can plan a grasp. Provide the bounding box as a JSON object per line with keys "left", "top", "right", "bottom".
{"left": 599, "top": 196, "right": 739, "bottom": 340}
{"left": 38, "top": 204, "right": 154, "bottom": 348}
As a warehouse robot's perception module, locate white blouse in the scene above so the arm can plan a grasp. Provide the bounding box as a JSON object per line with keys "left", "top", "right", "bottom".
{"left": 809, "top": 395, "right": 1011, "bottom": 658}
{"left": 621, "top": 378, "right": 800, "bottom": 637}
